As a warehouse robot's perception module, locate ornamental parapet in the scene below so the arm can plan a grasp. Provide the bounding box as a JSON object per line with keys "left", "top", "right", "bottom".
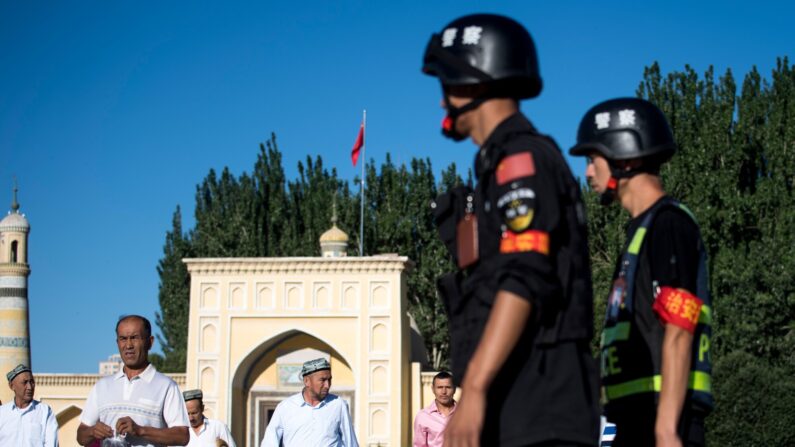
{"left": 0, "top": 263, "right": 30, "bottom": 276}
{"left": 0, "top": 224, "right": 30, "bottom": 233}
{"left": 34, "top": 373, "right": 186, "bottom": 387}
{"left": 421, "top": 371, "right": 437, "bottom": 388}
{"left": 184, "top": 256, "right": 413, "bottom": 275}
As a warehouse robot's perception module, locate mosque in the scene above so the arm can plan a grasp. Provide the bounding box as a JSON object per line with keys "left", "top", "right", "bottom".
{"left": 1, "top": 192, "right": 443, "bottom": 447}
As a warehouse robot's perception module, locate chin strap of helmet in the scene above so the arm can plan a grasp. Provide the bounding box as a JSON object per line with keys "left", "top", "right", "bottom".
{"left": 599, "top": 159, "right": 660, "bottom": 205}
{"left": 600, "top": 176, "right": 619, "bottom": 205}
{"left": 441, "top": 93, "right": 492, "bottom": 141}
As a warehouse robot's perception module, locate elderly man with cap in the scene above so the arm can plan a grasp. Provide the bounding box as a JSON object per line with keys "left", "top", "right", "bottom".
{"left": 183, "top": 389, "right": 236, "bottom": 447}
{"left": 260, "top": 357, "right": 358, "bottom": 447}
{"left": 0, "top": 364, "right": 59, "bottom": 446}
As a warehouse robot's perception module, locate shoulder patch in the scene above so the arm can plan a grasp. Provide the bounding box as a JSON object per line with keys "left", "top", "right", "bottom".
{"left": 496, "top": 152, "right": 535, "bottom": 185}
{"left": 497, "top": 187, "right": 535, "bottom": 232}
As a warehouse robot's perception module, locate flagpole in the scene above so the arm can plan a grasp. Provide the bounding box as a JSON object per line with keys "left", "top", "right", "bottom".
{"left": 360, "top": 109, "right": 366, "bottom": 256}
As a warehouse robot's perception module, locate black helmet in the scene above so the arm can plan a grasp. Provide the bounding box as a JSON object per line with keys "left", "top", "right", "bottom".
{"left": 569, "top": 97, "right": 676, "bottom": 162}
{"left": 422, "top": 13, "right": 542, "bottom": 99}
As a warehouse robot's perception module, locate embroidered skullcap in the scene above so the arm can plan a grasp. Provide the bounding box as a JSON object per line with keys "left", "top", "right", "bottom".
{"left": 6, "top": 364, "right": 31, "bottom": 382}
{"left": 183, "top": 389, "right": 203, "bottom": 402}
{"left": 301, "top": 358, "right": 331, "bottom": 378}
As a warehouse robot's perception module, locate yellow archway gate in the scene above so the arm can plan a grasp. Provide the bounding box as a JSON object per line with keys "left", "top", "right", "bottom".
{"left": 231, "top": 331, "right": 355, "bottom": 446}
{"left": 184, "top": 256, "right": 412, "bottom": 447}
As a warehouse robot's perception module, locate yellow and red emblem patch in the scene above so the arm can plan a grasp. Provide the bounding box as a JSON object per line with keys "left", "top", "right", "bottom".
{"left": 499, "top": 230, "right": 550, "bottom": 255}
{"left": 497, "top": 187, "right": 535, "bottom": 232}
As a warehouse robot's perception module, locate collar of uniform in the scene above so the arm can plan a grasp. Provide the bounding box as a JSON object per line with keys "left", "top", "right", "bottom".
{"left": 629, "top": 195, "right": 672, "bottom": 225}
{"left": 114, "top": 363, "right": 156, "bottom": 383}
{"left": 476, "top": 113, "right": 535, "bottom": 179}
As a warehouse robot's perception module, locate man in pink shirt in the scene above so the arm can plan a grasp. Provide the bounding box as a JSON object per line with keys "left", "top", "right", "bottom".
{"left": 413, "top": 371, "right": 457, "bottom": 447}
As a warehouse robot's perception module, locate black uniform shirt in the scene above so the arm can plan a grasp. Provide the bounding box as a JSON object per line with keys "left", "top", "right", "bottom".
{"left": 606, "top": 198, "right": 708, "bottom": 438}
{"left": 466, "top": 112, "right": 593, "bottom": 345}
{"left": 616, "top": 199, "right": 702, "bottom": 366}
{"left": 632, "top": 201, "right": 701, "bottom": 294}
{"left": 456, "top": 112, "right": 599, "bottom": 446}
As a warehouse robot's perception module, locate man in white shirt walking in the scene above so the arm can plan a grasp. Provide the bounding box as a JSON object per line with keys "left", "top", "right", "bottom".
{"left": 77, "top": 314, "right": 190, "bottom": 446}
{"left": 261, "top": 358, "right": 358, "bottom": 447}
{"left": 0, "top": 364, "right": 59, "bottom": 446}
{"left": 183, "top": 388, "right": 236, "bottom": 447}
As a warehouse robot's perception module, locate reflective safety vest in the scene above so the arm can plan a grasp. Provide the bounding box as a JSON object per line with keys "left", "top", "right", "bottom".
{"left": 600, "top": 197, "right": 713, "bottom": 413}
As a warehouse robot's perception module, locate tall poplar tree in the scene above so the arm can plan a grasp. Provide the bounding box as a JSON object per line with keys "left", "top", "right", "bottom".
{"left": 154, "top": 206, "right": 192, "bottom": 372}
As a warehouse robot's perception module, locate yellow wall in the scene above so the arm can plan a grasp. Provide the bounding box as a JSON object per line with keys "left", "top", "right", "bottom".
{"left": 184, "top": 256, "right": 412, "bottom": 447}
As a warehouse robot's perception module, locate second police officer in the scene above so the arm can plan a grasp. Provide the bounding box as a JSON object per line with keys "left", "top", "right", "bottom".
{"left": 423, "top": 14, "right": 599, "bottom": 447}
{"left": 569, "top": 98, "right": 713, "bottom": 447}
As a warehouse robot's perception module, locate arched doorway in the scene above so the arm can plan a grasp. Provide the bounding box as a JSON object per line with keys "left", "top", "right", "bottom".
{"left": 230, "top": 331, "right": 354, "bottom": 446}
{"left": 56, "top": 405, "right": 83, "bottom": 447}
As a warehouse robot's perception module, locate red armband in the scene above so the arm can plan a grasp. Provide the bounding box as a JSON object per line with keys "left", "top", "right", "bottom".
{"left": 653, "top": 286, "right": 703, "bottom": 333}
{"left": 499, "top": 230, "right": 549, "bottom": 255}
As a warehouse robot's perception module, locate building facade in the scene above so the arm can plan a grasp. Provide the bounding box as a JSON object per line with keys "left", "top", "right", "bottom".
{"left": 30, "top": 214, "right": 442, "bottom": 446}
{"left": 98, "top": 354, "right": 123, "bottom": 376}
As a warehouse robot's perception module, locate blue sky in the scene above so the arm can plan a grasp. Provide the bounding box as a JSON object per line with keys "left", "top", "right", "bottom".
{"left": 1, "top": 1, "right": 793, "bottom": 373}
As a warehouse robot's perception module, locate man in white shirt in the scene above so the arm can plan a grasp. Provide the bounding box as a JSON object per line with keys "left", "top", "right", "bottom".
{"left": 77, "top": 314, "right": 190, "bottom": 446}
{"left": 261, "top": 358, "right": 358, "bottom": 447}
{"left": 183, "top": 388, "right": 236, "bottom": 447}
{"left": 0, "top": 364, "right": 59, "bottom": 446}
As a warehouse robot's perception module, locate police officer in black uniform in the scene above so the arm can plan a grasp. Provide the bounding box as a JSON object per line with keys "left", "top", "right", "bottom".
{"left": 569, "top": 98, "right": 713, "bottom": 447}
{"left": 423, "top": 14, "right": 599, "bottom": 447}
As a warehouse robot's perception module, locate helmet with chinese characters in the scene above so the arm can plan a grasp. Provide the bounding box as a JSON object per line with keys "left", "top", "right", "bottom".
{"left": 569, "top": 97, "right": 677, "bottom": 163}
{"left": 422, "top": 13, "right": 542, "bottom": 99}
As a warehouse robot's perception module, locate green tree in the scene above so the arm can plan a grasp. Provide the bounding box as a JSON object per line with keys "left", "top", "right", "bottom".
{"left": 154, "top": 206, "right": 193, "bottom": 372}
{"left": 409, "top": 160, "right": 461, "bottom": 369}
{"left": 193, "top": 167, "right": 260, "bottom": 257}
{"left": 253, "top": 134, "right": 290, "bottom": 256}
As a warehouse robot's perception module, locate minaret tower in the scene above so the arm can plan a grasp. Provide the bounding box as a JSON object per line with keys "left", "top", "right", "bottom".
{"left": 0, "top": 182, "right": 31, "bottom": 403}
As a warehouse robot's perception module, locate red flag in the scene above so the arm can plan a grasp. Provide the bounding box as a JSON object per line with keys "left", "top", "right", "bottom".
{"left": 351, "top": 124, "right": 364, "bottom": 166}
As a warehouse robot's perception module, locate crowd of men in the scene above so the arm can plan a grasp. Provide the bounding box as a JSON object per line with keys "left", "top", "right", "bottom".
{"left": 0, "top": 12, "right": 713, "bottom": 447}
{"left": 0, "top": 315, "right": 359, "bottom": 447}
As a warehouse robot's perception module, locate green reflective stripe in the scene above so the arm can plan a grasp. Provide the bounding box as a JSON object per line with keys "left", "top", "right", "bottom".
{"left": 604, "top": 372, "right": 712, "bottom": 400}
{"left": 690, "top": 371, "right": 712, "bottom": 393}
{"left": 699, "top": 305, "right": 712, "bottom": 324}
{"left": 601, "top": 322, "right": 631, "bottom": 346}
{"left": 628, "top": 227, "right": 647, "bottom": 255}
{"left": 605, "top": 375, "right": 661, "bottom": 400}
{"left": 678, "top": 204, "right": 699, "bottom": 224}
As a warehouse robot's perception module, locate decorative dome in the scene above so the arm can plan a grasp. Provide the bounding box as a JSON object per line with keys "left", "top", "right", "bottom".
{"left": 320, "top": 224, "right": 349, "bottom": 243}
{"left": 0, "top": 212, "right": 29, "bottom": 232}
{"left": 1, "top": 183, "right": 28, "bottom": 232}
{"left": 319, "top": 201, "right": 349, "bottom": 257}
